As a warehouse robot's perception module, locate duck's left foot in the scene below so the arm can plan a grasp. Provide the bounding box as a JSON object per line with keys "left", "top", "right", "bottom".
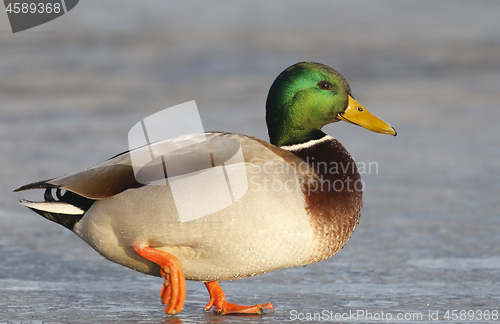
{"left": 133, "top": 245, "right": 186, "bottom": 315}
{"left": 203, "top": 281, "right": 274, "bottom": 315}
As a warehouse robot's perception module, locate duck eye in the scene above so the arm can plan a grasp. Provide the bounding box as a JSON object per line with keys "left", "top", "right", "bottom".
{"left": 318, "top": 81, "right": 333, "bottom": 90}
{"left": 357, "top": 107, "right": 363, "bottom": 112}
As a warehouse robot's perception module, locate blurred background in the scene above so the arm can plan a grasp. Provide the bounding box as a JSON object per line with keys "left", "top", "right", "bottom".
{"left": 1, "top": 1, "right": 499, "bottom": 323}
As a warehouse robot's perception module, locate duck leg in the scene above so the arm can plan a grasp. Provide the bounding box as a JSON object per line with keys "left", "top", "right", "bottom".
{"left": 133, "top": 246, "right": 186, "bottom": 315}
{"left": 203, "top": 281, "right": 274, "bottom": 315}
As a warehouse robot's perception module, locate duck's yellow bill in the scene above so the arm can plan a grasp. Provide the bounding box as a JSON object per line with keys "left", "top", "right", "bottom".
{"left": 338, "top": 96, "right": 397, "bottom": 136}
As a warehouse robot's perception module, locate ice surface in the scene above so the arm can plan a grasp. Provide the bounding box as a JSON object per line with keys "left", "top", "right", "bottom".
{"left": 1, "top": 1, "right": 499, "bottom": 323}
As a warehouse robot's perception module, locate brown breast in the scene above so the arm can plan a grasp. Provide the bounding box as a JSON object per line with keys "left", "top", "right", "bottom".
{"left": 291, "top": 138, "right": 363, "bottom": 263}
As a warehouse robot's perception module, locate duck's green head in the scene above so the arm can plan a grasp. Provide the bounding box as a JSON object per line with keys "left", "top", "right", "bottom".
{"left": 266, "top": 62, "right": 396, "bottom": 146}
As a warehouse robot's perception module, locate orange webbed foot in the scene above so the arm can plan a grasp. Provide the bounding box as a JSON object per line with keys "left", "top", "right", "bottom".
{"left": 133, "top": 245, "right": 186, "bottom": 315}
{"left": 204, "top": 281, "right": 274, "bottom": 315}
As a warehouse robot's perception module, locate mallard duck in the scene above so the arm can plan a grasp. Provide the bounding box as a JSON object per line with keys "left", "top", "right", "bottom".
{"left": 15, "top": 62, "right": 396, "bottom": 315}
